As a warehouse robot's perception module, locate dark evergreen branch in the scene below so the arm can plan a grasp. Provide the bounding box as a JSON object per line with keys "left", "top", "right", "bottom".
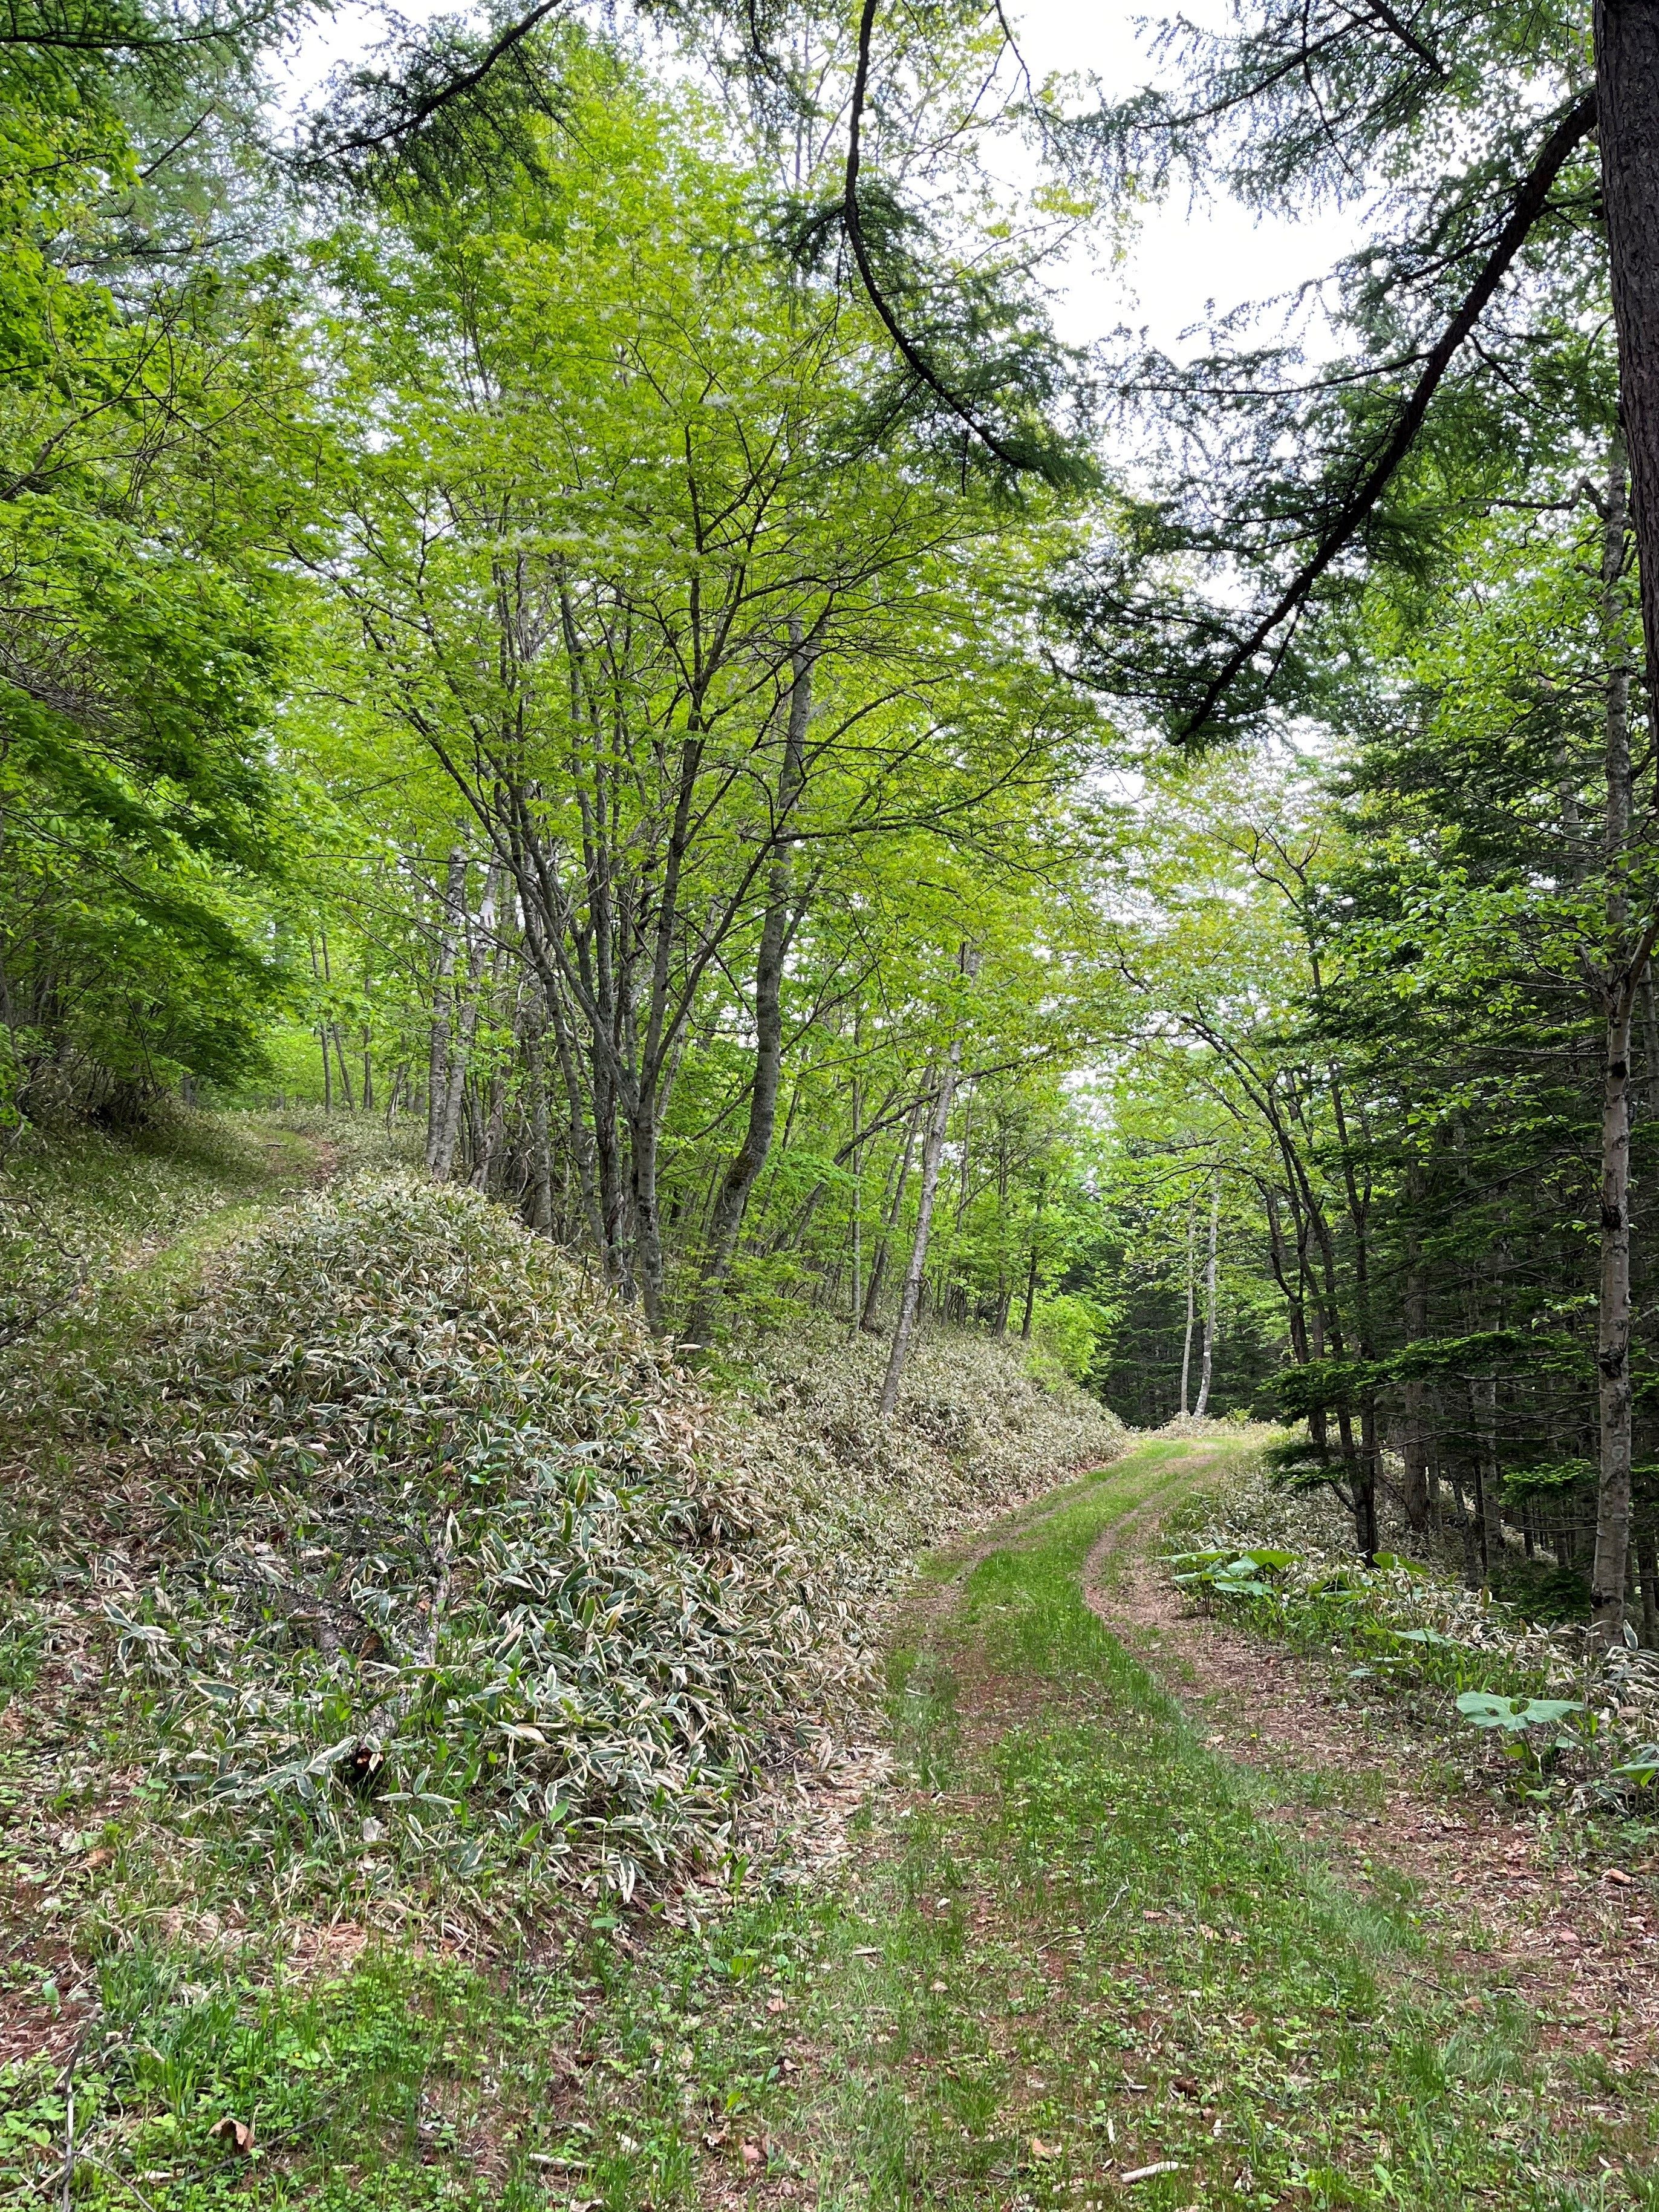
{"left": 298, "top": 0, "right": 564, "bottom": 183}
{"left": 1179, "top": 83, "right": 1599, "bottom": 737}
{"left": 841, "top": 0, "right": 1058, "bottom": 482}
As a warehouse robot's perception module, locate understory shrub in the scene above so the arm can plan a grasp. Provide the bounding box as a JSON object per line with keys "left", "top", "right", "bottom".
{"left": 1174, "top": 1460, "right": 1659, "bottom": 1809}
{"left": 1, "top": 1172, "right": 1123, "bottom": 1905}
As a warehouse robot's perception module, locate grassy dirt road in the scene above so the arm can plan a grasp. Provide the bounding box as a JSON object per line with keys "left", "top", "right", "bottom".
{"left": 677, "top": 1437, "right": 1658, "bottom": 2212}
{"left": 8, "top": 1435, "right": 1657, "bottom": 2211}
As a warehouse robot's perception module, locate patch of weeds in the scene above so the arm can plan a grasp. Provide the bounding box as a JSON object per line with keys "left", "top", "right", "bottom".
{"left": 1565, "top": 2046, "right": 1628, "bottom": 2099}
{"left": 1175, "top": 1476, "right": 1659, "bottom": 1824}
{"left": 5, "top": 1942, "right": 585, "bottom": 2211}
{"left": 0, "top": 2057, "right": 67, "bottom": 2199}
{"left": 1367, "top": 1862, "right": 1421, "bottom": 1911}
{"left": 0, "top": 1611, "right": 42, "bottom": 1701}
{"left": 1255, "top": 1764, "right": 1357, "bottom": 1814}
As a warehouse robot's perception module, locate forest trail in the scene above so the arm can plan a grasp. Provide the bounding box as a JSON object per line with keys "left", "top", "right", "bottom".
{"left": 0, "top": 1118, "right": 344, "bottom": 1376}
{"left": 1087, "top": 1461, "right": 1659, "bottom": 2086}
{"left": 693, "top": 1437, "right": 1655, "bottom": 2212}
{"left": 5, "top": 1386, "right": 1656, "bottom": 2208}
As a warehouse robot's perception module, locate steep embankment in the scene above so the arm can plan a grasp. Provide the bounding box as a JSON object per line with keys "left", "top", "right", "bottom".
{"left": 0, "top": 1168, "right": 1123, "bottom": 1966}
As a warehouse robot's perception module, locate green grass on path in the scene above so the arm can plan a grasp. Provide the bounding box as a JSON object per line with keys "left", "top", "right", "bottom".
{"left": 7, "top": 1442, "right": 1655, "bottom": 2211}
{"left": 0, "top": 1112, "right": 331, "bottom": 1362}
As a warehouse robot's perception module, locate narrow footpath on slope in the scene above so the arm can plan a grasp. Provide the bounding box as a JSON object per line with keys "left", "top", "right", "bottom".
{"left": 665, "top": 1437, "right": 1657, "bottom": 2212}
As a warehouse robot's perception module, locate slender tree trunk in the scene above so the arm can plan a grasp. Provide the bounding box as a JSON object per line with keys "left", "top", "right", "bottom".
{"left": 1471, "top": 1376, "right": 1504, "bottom": 1582}
{"left": 432, "top": 864, "right": 496, "bottom": 1181}
{"left": 474, "top": 1065, "right": 508, "bottom": 1191}
{"left": 1356, "top": 1399, "right": 1382, "bottom": 1559}
{"left": 1020, "top": 1168, "right": 1046, "bottom": 1339}
{"left": 1019, "top": 1242, "right": 1038, "bottom": 1337}
{"left": 524, "top": 1020, "right": 555, "bottom": 1235}
{"left": 947, "top": 1084, "right": 974, "bottom": 1315}
{"left": 308, "top": 935, "right": 333, "bottom": 1113}
{"left": 1597, "top": 5, "right": 1659, "bottom": 726}
{"left": 684, "top": 626, "right": 810, "bottom": 1347}
{"left": 596, "top": 1071, "right": 631, "bottom": 1291}
{"left": 426, "top": 849, "right": 467, "bottom": 1170}
{"left": 1306, "top": 1197, "right": 1367, "bottom": 1544}
{"left": 879, "top": 1027, "right": 965, "bottom": 1423}
{"left": 993, "top": 1126, "right": 1011, "bottom": 1332}
{"left": 1263, "top": 1177, "right": 1321, "bottom": 1485}
{"left": 331, "top": 1025, "right": 356, "bottom": 1114}
{"left": 1263, "top": 1184, "right": 1309, "bottom": 1366}
{"left": 1594, "top": 4, "right": 1659, "bottom": 1642}
{"left": 1591, "top": 432, "right": 1645, "bottom": 1642}
{"left": 1328, "top": 1062, "right": 1381, "bottom": 1561}
{"left": 469, "top": 937, "right": 512, "bottom": 1191}
{"left": 1193, "top": 1172, "right": 1221, "bottom": 1416}
{"left": 1639, "top": 1522, "right": 1659, "bottom": 1649}
{"left": 850, "top": 1065, "right": 862, "bottom": 1331}
{"left": 1179, "top": 1189, "right": 1198, "bottom": 1415}
{"left": 1401, "top": 1146, "right": 1432, "bottom": 1530}
{"left": 628, "top": 1100, "right": 667, "bottom": 1328}
{"left": 521, "top": 899, "right": 607, "bottom": 1261}
{"left": 1594, "top": 975, "right": 1640, "bottom": 1637}
{"left": 862, "top": 1101, "right": 921, "bottom": 1331}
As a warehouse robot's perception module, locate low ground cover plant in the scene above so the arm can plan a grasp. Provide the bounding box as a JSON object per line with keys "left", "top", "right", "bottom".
{"left": 1169, "top": 1461, "right": 1659, "bottom": 1810}
{"left": 0, "top": 1171, "right": 1124, "bottom": 1927}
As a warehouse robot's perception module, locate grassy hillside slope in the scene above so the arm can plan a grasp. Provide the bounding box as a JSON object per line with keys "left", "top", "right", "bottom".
{"left": 0, "top": 1161, "right": 1122, "bottom": 2071}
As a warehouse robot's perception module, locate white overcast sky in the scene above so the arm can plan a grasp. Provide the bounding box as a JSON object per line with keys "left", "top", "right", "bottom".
{"left": 275, "top": 0, "right": 1367, "bottom": 357}
{"left": 1014, "top": 3, "right": 1363, "bottom": 354}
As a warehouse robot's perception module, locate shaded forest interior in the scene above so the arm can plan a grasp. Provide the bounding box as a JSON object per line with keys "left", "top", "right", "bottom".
{"left": 10, "top": 0, "right": 1659, "bottom": 1642}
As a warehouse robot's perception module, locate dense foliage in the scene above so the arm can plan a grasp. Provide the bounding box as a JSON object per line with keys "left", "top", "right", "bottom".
{"left": 1, "top": 0, "right": 310, "bottom": 1118}
{"left": 0, "top": 1170, "right": 1121, "bottom": 1901}
{"left": 8, "top": 0, "right": 1659, "bottom": 1655}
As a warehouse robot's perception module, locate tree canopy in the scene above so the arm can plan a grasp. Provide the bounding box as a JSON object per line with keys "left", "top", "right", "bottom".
{"left": 8, "top": 0, "right": 1659, "bottom": 1646}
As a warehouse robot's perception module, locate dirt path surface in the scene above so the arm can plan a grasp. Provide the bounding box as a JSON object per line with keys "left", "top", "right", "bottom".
{"left": 1083, "top": 1454, "right": 1659, "bottom": 2085}
{"left": 680, "top": 1433, "right": 1659, "bottom": 2211}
